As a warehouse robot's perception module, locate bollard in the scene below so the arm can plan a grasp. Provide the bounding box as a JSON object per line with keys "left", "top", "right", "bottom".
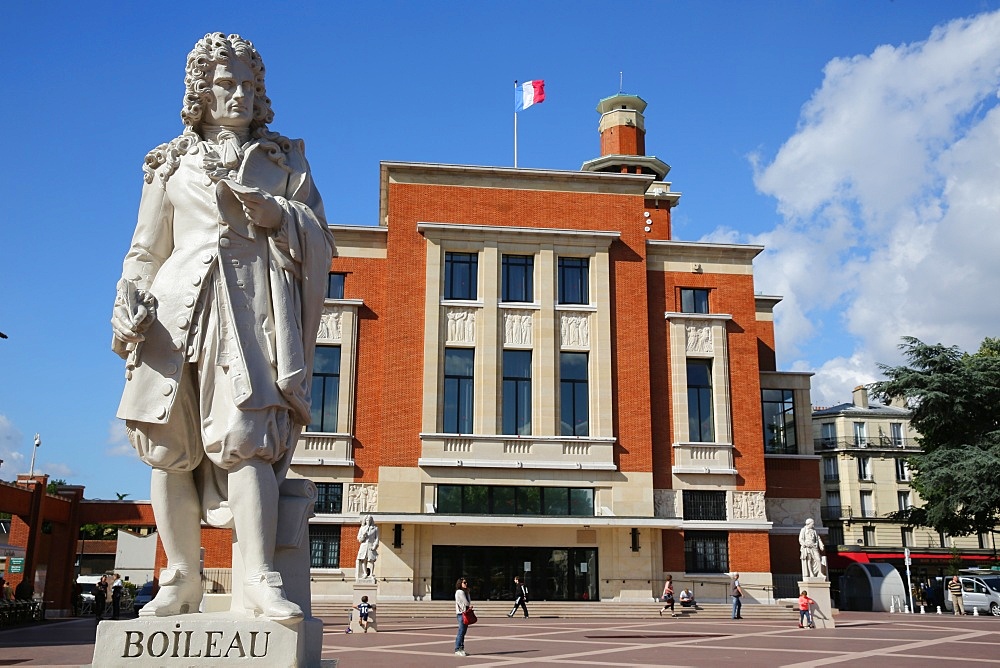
{"left": 921, "top": 605, "right": 926, "bottom": 614}
{"left": 904, "top": 605, "right": 910, "bottom": 613}
{"left": 937, "top": 606, "right": 943, "bottom": 614}
{"left": 974, "top": 607, "right": 980, "bottom": 616}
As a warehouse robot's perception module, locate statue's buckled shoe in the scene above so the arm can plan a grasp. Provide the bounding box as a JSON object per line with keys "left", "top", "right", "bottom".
{"left": 244, "top": 571, "right": 303, "bottom": 622}
{"left": 139, "top": 567, "right": 203, "bottom": 617}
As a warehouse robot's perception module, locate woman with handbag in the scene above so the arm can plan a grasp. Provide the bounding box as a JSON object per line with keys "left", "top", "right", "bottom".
{"left": 455, "top": 577, "right": 474, "bottom": 656}
{"left": 659, "top": 574, "right": 677, "bottom": 617}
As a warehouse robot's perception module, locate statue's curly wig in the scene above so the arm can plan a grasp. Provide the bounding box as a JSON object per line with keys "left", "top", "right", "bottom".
{"left": 181, "top": 32, "right": 273, "bottom": 131}
{"left": 143, "top": 33, "right": 291, "bottom": 185}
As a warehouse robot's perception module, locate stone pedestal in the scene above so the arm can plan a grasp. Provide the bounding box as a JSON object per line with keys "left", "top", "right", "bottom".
{"left": 798, "top": 579, "right": 835, "bottom": 629}
{"left": 90, "top": 613, "right": 327, "bottom": 667}
{"left": 350, "top": 582, "right": 378, "bottom": 633}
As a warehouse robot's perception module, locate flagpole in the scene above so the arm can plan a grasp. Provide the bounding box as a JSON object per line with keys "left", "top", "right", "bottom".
{"left": 513, "top": 80, "right": 518, "bottom": 168}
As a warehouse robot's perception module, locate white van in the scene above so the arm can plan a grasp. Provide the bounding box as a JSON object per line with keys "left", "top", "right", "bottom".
{"left": 944, "top": 573, "right": 1000, "bottom": 616}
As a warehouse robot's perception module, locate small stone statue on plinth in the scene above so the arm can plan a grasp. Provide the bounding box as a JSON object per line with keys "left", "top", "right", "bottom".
{"left": 356, "top": 515, "right": 380, "bottom": 582}
{"left": 799, "top": 518, "right": 825, "bottom": 580}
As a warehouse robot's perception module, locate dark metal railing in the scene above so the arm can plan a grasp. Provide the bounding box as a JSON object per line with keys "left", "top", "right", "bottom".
{"left": 817, "top": 437, "right": 918, "bottom": 450}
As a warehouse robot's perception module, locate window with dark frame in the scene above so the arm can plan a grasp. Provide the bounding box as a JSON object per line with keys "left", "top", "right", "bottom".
{"left": 560, "top": 352, "right": 589, "bottom": 436}
{"left": 680, "top": 288, "right": 710, "bottom": 314}
{"left": 682, "top": 490, "right": 727, "bottom": 521}
{"left": 683, "top": 530, "right": 729, "bottom": 573}
{"left": 444, "top": 252, "right": 478, "bottom": 300}
{"left": 502, "top": 350, "right": 532, "bottom": 435}
{"left": 309, "top": 525, "right": 341, "bottom": 568}
{"left": 558, "top": 257, "right": 589, "bottom": 305}
{"left": 901, "top": 527, "right": 914, "bottom": 547}
{"left": 863, "top": 526, "right": 876, "bottom": 547}
{"left": 315, "top": 482, "right": 343, "bottom": 514}
{"left": 687, "top": 360, "right": 714, "bottom": 442}
{"left": 326, "top": 272, "right": 346, "bottom": 299}
{"left": 309, "top": 346, "right": 341, "bottom": 433}
{"left": 827, "top": 525, "right": 844, "bottom": 547}
{"left": 501, "top": 254, "right": 534, "bottom": 303}
{"left": 444, "top": 348, "right": 475, "bottom": 433}
{"left": 436, "top": 484, "right": 595, "bottom": 516}
{"left": 762, "top": 389, "right": 797, "bottom": 454}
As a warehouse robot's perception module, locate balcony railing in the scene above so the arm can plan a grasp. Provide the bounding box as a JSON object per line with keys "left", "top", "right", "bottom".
{"left": 823, "top": 473, "right": 840, "bottom": 483}
{"left": 418, "top": 433, "right": 617, "bottom": 470}
{"left": 820, "top": 505, "right": 851, "bottom": 520}
{"left": 818, "top": 437, "right": 919, "bottom": 450}
{"left": 672, "top": 442, "right": 736, "bottom": 475}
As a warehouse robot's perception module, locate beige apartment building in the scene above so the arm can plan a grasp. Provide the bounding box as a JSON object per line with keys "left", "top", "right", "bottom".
{"left": 814, "top": 386, "right": 997, "bottom": 592}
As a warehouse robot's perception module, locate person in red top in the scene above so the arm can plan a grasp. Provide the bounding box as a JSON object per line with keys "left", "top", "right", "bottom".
{"left": 798, "top": 590, "right": 816, "bottom": 628}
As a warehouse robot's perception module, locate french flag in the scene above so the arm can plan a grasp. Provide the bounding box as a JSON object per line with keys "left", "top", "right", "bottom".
{"left": 515, "top": 80, "right": 545, "bottom": 111}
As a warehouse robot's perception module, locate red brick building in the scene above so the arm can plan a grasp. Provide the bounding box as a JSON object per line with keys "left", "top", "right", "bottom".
{"left": 290, "top": 92, "right": 819, "bottom": 603}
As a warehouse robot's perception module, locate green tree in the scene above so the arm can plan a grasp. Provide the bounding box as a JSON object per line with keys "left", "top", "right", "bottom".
{"left": 872, "top": 336, "right": 1000, "bottom": 536}
{"left": 46, "top": 478, "right": 67, "bottom": 494}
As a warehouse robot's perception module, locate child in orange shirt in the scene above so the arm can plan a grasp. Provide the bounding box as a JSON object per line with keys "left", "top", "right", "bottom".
{"left": 798, "top": 591, "right": 816, "bottom": 628}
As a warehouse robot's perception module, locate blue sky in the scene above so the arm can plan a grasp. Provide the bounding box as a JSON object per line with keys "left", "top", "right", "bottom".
{"left": 2, "top": 1, "right": 999, "bottom": 499}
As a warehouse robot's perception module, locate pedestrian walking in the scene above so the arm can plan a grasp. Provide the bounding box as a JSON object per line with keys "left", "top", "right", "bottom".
{"left": 455, "top": 577, "right": 473, "bottom": 656}
{"left": 507, "top": 575, "right": 529, "bottom": 618}
{"left": 797, "top": 590, "right": 816, "bottom": 628}
{"left": 731, "top": 572, "right": 744, "bottom": 619}
{"left": 948, "top": 575, "right": 965, "bottom": 615}
{"left": 659, "top": 574, "right": 677, "bottom": 617}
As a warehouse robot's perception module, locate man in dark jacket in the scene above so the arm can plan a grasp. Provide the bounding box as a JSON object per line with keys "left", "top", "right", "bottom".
{"left": 507, "top": 575, "right": 529, "bottom": 618}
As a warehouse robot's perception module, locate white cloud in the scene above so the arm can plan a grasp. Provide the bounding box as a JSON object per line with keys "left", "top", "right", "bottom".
{"left": 741, "top": 10, "right": 1000, "bottom": 403}
{"left": 106, "top": 419, "right": 134, "bottom": 457}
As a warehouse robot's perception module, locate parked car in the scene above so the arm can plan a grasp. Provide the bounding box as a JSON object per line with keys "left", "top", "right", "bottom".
{"left": 943, "top": 573, "right": 1000, "bottom": 616}
{"left": 133, "top": 582, "right": 154, "bottom": 612}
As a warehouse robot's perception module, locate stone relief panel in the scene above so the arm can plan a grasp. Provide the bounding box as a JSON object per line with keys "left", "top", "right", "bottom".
{"left": 685, "top": 321, "right": 713, "bottom": 354}
{"left": 766, "top": 497, "right": 821, "bottom": 527}
{"left": 317, "top": 308, "right": 343, "bottom": 343}
{"left": 654, "top": 489, "right": 680, "bottom": 518}
{"left": 347, "top": 483, "right": 378, "bottom": 515}
{"left": 560, "top": 312, "right": 591, "bottom": 349}
{"left": 445, "top": 307, "right": 476, "bottom": 344}
{"left": 732, "top": 491, "right": 767, "bottom": 520}
{"left": 503, "top": 310, "right": 533, "bottom": 347}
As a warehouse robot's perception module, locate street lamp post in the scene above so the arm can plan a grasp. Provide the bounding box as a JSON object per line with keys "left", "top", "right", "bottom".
{"left": 28, "top": 434, "right": 40, "bottom": 477}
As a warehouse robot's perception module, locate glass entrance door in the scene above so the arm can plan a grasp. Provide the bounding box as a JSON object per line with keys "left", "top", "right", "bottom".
{"left": 432, "top": 545, "right": 599, "bottom": 601}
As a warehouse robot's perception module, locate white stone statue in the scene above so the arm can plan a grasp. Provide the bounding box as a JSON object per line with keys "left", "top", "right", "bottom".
{"left": 355, "top": 515, "right": 380, "bottom": 582}
{"left": 799, "top": 518, "right": 826, "bottom": 580}
{"left": 111, "top": 33, "right": 335, "bottom": 622}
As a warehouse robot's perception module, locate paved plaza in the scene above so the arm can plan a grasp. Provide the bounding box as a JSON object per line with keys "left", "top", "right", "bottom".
{"left": 0, "top": 611, "right": 997, "bottom": 667}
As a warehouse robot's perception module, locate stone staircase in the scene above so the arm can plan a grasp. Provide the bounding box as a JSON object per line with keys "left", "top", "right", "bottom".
{"left": 313, "top": 599, "right": 797, "bottom": 620}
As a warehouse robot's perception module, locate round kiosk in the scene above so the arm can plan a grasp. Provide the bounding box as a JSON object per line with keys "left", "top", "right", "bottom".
{"left": 840, "top": 562, "right": 907, "bottom": 612}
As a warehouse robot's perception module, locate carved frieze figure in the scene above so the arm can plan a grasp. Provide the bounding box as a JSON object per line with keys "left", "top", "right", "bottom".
{"left": 799, "top": 518, "right": 826, "bottom": 580}
{"left": 356, "top": 515, "right": 380, "bottom": 582}
{"left": 111, "top": 33, "right": 335, "bottom": 622}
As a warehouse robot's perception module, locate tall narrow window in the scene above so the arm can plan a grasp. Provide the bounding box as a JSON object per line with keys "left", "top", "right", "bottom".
{"left": 444, "top": 348, "right": 475, "bottom": 433}
{"left": 858, "top": 456, "right": 872, "bottom": 481}
{"left": 826, "top": 491, "right": 841, "bottom": 516}
{"left": 326, "top": 272, "right": 346, "bottom": 299}
{"left": 309, "top": 346, "right": 341, "bottom": 432}
{"left": 890, "top": 422, "right": 904, "bottom": 446}
{"left": 860, "top": 490, "right": 875, "bottom": 517}
{"left": 558, "top": 257, "right": 589, "bottom": 305}
{"left": 863, "top": 526, "right": 876, "bottom": 546}
{"left": 762, "top": 389, "right": 797, "bottom": 454}
{"left": 680, "top": 288, "right": 710, "bottom": 314}
{"left": 687, "top": 360, "right": 714, "bottom": 442}
{"left": 897, "top": 491, "right": 910, "bottom": 512}
{"left": 821, "top": 423, "right": 836, "bottom": 447}
{"left": 895, "top": 458, "right": 911, "bottom": 481}
{"left": 823, "top": 457, "right": 839, "bottom": 482}
{"left": 560, "top": 352, "right": 589, "bottom": 436}
{"left": 501, "top": 254, "right": 534, "bottom": 303}
{"left": 854, "top": 422, "right": 868, "bottom": 447}
{"left": 444, "top": 252, "right": 478, "bottom": 300}
{"left": 502, "top": 350, "right": 532, "bottom": 435}
{"left": 901, "top": 528, "right": 914, "bottom": 547}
